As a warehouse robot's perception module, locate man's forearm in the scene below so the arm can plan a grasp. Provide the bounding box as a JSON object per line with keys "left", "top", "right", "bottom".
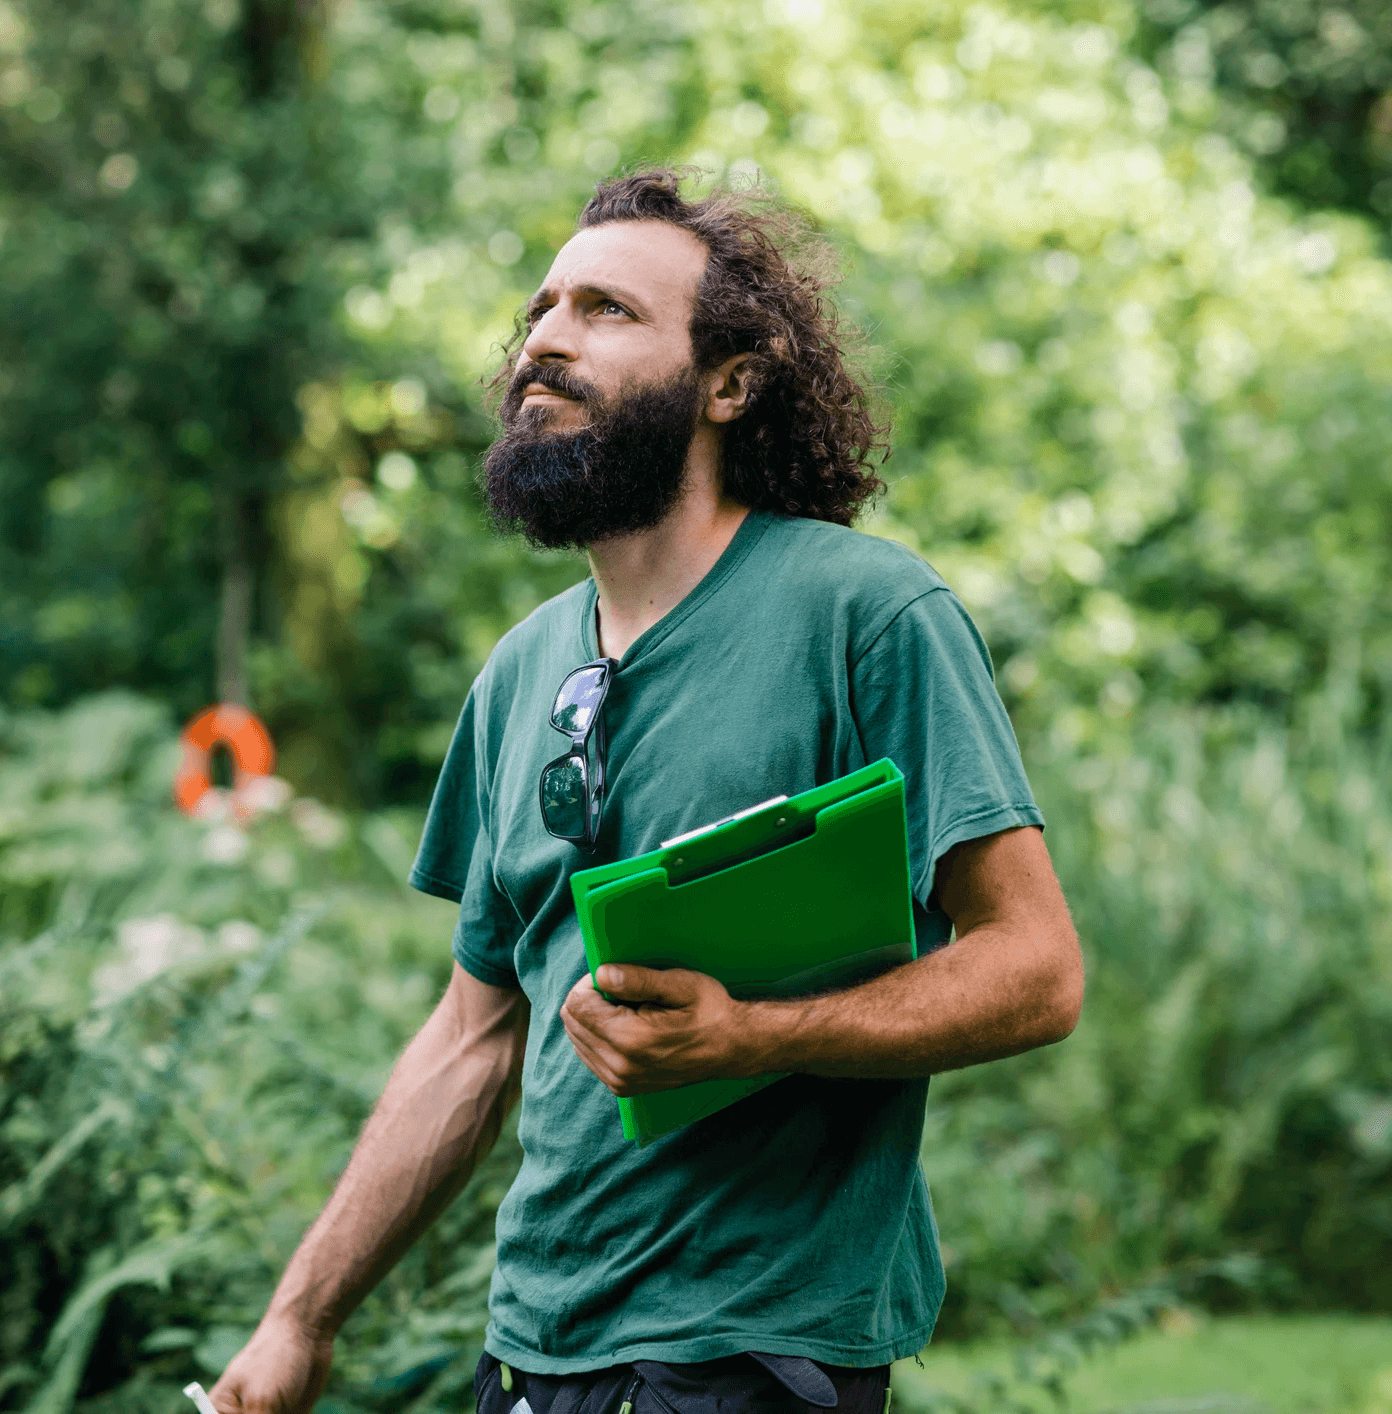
{"left": 742, "top": 823, "right": 1084, "bottom": 1080}
{"left": 265, "top": 973, "right": 528, "bottom": 1340}
{"left": 741, "top": 916, "right": 1082, "bottom": 1080}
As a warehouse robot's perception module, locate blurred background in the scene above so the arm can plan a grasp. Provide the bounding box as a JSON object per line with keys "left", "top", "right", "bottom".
{"left": 2, "top": 0, "right": 1390, "bottom": 1411}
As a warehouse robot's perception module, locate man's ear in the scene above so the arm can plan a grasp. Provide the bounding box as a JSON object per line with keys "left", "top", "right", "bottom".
{"left": 704, "top": 354, "right": 752, "bottom": 424}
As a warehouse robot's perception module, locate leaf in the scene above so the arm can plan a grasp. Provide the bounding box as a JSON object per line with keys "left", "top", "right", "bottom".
{"left": 44, "top": 1235, "right": 215, "bottom": 1359}
{"left": 140, "top": 1328, "right": 199, "bottom": 1353}
{"left": 0, "top": 1366, "right": 39, "bottom": 1403}
{"left": 209, "top": 899, "right": 329, "bottom": 1029}
{"left": 24, "top": 1251, "right": 114, "bottom": 1414}
{"left": 22, "top": 1303, "right": 105, "bottom": 1414}
{"left": 0, "top": 1095, "right": 129, "bottom": 1229}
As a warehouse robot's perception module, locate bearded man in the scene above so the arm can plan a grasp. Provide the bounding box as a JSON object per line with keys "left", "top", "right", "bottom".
{"left": 212, "top": 170, "right": 1083, "bottom": 1414}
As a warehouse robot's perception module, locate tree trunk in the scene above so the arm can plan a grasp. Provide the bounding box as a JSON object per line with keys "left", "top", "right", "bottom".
{"left": 211, "top": 0, "right": 333, "bottom": 709}
{"left": 216, "top": 516, "right": 252, "bottom": 706}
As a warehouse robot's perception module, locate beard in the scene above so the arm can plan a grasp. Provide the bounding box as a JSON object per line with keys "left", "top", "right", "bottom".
{"left": 482, "top": 359, "right": 704, "bottom": 550}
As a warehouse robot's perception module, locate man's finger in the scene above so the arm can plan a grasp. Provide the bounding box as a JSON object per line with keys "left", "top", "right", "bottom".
{"left": 594, "top": 964, "right": 700, "bottom": 1005}
{"left": 564, "top": 1018, "right": 624, "bottom": 1089}
{"left": 562, "top": 996, "right": 660, "bottom": 1092}
{"left": 561, "top": 978, "right": 631, "bottom": 1041}
{"left": 562, "top": 997, "right": 644, "bottom": 1064}
{"left": 561, "top": 995, "right": 624, "bottom": 1057}
{"left": 560, "top": 1001, "right": 603, "bottom": 1051}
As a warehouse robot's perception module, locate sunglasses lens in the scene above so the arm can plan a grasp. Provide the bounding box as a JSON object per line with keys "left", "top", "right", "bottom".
{"left": 551, "top": 665, "right": 609, "bottom": 734}
{"left": 541, "top": 754, "right": 588, "bottom": 840}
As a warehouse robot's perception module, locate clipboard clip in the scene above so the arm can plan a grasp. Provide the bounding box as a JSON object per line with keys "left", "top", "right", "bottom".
{"left": 660, "top": 795, "right": 789, "bottom": 850}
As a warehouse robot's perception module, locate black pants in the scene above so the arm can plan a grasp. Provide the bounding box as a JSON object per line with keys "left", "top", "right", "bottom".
{"left": 475, "top": 1351, "right": 890, "bottom": 1414}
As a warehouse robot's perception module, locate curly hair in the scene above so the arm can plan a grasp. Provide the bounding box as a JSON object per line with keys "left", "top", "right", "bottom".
{"left": 486, "top": 167, "right": 889, "bottom": 526}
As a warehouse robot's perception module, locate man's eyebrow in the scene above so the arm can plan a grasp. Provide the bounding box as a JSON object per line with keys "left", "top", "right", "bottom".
{"left": 526, "top": 283, "right": 648, "bottom": 316}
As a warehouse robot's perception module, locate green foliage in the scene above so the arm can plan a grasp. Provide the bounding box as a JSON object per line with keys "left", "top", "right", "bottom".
{"left": 0, "top": 694, "right": 517, "bottom": 1414}
{"left": 7, "top": 0, "right": 1392, "bottom": 803}
{"left": 893, "top": 1273, "right": 1243, "bottom": 1414}
{"left": 1138, "top": 0, "right": 1392, "bottom": 222}
{"left": 0, "top": 0, "right": 372, "bottom": 710}
{"left": 924, "top": 693, "right": 1392, "bottom": 1339}
{"left": 647, "top": 0, "right": 1392, "bottom": 745}
{"left": 0, "top": 0, "right": 679, "bottom": 803}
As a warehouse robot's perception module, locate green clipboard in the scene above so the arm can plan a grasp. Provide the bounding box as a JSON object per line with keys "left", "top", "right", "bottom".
{"left": 570, "top": 758, "right": 916, "bottom": 1146}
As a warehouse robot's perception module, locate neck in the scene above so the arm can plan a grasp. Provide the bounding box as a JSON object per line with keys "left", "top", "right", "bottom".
{"left": 588, "top": 482, "right": 749, "bottom": 661}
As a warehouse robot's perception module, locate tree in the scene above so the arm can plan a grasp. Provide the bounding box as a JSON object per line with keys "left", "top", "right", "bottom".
{"left": 5, "top": 0, "right": 1392, "bottom": 791}
{"left": 1137, "top": 0, "right": 1392, "bottom": 223}
{"left": 0, "top": 0, "right": 358, "bottom": 711}
{"left": 0, "top": 0, "right": 698, "bottom": 803}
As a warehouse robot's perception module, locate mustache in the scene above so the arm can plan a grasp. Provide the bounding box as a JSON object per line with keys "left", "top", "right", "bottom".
{"left": 499, "top": 362, "right": 604, "bottom": 423}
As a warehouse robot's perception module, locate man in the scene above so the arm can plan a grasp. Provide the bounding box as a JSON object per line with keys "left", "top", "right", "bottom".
{"left": 211, "top": 169, "right": 1082, "bottom": 1414}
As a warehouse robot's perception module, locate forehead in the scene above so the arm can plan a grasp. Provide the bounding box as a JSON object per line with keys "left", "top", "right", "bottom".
{"left": 541, "top": 220, "right": 709, "bottom": 317}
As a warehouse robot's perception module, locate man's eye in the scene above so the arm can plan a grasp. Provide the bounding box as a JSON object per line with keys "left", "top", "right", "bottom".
{"left": 600, "top": 301, "right": 628, "bottom": 317}
{"left": 527, "top": 306, "right": 551, "bottom": 326}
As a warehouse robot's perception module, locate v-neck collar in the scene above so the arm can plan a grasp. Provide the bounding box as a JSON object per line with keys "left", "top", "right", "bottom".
{"left": 577, "top": 510, "right": 774, "bottom": 669}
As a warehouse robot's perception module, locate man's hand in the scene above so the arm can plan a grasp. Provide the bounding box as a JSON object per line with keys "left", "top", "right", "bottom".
{"left": 560, "top": 965, "right": 747, "bottom": 1094}
{"left": 208, "top": 1314, "right": 332, "bottom": 1414}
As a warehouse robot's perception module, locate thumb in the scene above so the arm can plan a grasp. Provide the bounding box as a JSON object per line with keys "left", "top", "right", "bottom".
{"left": 596, "top": 964, "right": 696, "bottom": 1006}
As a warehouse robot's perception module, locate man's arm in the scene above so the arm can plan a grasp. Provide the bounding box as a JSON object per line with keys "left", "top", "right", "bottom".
{"left": 210, "top": 963, "right": 528, "bottom": 1414}
{"left": 560, "top": 825, "right": 1081, "bottom": 1092}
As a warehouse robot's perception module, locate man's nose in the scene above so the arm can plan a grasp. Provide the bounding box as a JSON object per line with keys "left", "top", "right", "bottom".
{"left": 522, "top": 305, "right": 579, "bottom": 364}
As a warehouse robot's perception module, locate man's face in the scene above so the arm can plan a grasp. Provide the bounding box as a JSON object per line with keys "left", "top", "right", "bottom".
{"left": 483, "top": 221, "right": 712, "bottom": 549}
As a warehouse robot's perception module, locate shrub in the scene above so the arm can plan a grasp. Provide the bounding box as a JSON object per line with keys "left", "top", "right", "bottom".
{"left": 926, "top": 692, "right": 1392, "bottom": 1337}
{"left": 0, "top": 693, "right": 514, "bottom": 1414}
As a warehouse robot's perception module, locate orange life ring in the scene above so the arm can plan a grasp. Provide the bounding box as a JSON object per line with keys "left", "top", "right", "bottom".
{"left": 174, "top": 704, "right": 276, "bottom": 817}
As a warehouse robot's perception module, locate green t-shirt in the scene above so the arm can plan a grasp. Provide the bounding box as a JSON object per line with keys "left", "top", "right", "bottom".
{"left": 410, "top": 509, "right": 1043, "bottom": 1373}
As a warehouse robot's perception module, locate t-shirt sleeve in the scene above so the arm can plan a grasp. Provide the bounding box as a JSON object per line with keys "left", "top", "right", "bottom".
{"left": 409, "top": 682, "right": 523, "bottom": 990}
{"left": 850, "top": 587, "right": 1044, "bottom": 913}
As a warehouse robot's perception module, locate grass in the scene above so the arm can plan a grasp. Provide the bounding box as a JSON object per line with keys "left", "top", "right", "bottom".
{"left": 893, "top": 1316, "right": 1392, "bottom": 1414}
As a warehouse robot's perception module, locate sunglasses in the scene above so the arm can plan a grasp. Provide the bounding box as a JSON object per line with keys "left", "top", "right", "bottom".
{"left": 539, "top": 657, "right": 619, "bottom": 851}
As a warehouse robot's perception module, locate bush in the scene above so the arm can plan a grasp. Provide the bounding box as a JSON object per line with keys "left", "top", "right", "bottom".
{"left": 926, "top": 691, "right": 1392, "bottom": 1338}
{"left": 0, "top": 693, "right": 516, "bottom": 1414}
